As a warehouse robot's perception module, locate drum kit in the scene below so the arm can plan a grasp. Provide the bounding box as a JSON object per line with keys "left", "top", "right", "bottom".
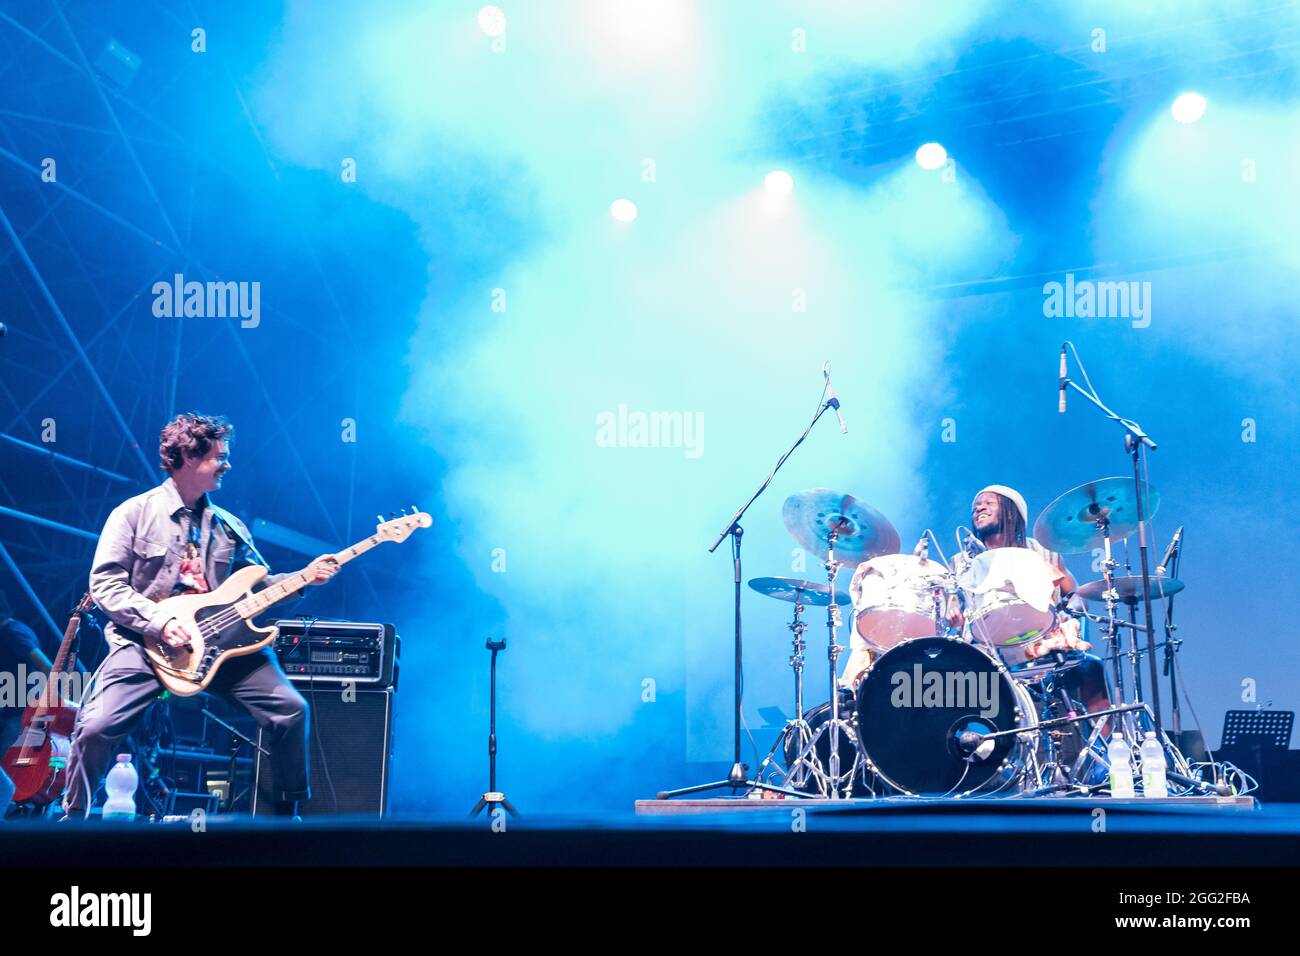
{"left": 743, "top": 480, "right": 1199, "bottom": 800}
{"left": 657, "top": 349, "right": 1223, "bottom": 804}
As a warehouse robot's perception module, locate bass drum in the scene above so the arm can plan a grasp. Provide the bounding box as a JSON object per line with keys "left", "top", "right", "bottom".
{"left": 855, "top": 637, "right": 1035, "bottom": 797}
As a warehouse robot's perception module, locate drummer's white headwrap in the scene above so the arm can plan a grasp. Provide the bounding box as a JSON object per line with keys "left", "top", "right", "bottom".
{"left": 973, "top": 485, "right": 1028, "bottom": 526}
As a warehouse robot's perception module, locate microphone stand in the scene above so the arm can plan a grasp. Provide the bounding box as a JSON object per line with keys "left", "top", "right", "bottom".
{"left": 201, "top": 707, "right": 269, "bottom": 814}
{"left": 1162, "top": 536, "right": 1183, "bottom": 736}
{"left": 471, "top": 637, "right": 516, "bottom": 818}
{"left": 1059, "top": 344, "right": 1162, "bottom": 734}
{"left": 657, "top": 388, "right": 840, "bottom": 801}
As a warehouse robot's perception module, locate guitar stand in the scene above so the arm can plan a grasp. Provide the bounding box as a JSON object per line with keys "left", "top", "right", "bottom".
{"left": 471, "top": 637, "right": 517, "bottom": 818}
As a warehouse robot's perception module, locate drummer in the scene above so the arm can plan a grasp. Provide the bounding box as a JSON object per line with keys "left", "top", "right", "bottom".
{"left": 958, "top": 484, "right": 1112, "bottom": 733}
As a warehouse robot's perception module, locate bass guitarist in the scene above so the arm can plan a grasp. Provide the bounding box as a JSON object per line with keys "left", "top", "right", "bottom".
{"left": 63, "top": 413, "right": 338, "bottom": 819}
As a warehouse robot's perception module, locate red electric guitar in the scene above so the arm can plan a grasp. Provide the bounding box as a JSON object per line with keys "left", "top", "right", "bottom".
{"left": 2, "top": 592, "right": 92, "bottom": 806}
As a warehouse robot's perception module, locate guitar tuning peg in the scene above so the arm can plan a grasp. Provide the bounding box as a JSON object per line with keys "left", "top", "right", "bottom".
{"left": 411, "top": 504, "right": 418, "bottom": 514}
{"left": 376, "top": 514, "right": 384, "bottom": 523}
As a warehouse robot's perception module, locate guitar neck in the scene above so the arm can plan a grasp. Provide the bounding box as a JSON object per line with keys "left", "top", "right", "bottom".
{"left": 232, "top": 532, "right": 384, "bottom": 620}
{"left": 49, "top": 594, "right": 91, "bottom": 676}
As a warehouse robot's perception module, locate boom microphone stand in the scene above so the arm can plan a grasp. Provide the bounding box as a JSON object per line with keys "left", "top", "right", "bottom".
{"left": 657, "top": 380, "right": 841, "bottom": 801}
{"left": 1058, "top": 342, "right": 1162, "bottom": 734}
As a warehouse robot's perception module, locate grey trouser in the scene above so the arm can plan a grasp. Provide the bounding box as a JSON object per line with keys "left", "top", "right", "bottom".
{"left": 63, "top": 641, "right": 310, "bottom": 813}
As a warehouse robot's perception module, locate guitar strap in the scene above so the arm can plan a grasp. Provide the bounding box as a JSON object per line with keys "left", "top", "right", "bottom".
{"left": 208, "top": 505, "right": 271, "bottom": 573}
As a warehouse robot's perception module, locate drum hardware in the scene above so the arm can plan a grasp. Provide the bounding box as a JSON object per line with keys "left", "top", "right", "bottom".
{"left": 658, "top": 379, "right": 851, "bottom": 802}
{"left": 745, "top": 578, "right": 850, "bottom": 792}
{"left": 969, "top": 701, "right": 1153, "bottom": 792}
{"left": 774, "top": 490, "right": 899, "bottom": 798}
{"left": 806, "top": 525, "right": 859, "bottom": 797}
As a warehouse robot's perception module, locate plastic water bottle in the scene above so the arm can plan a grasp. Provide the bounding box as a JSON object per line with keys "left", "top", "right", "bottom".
{"left": 1140, "top": 732, "right": 1169, "bottom": 798}
{"left": 103, "top": 754, "right": 138, "bottom": 821}
{"left": 1107, "top": 735, "right": 1135, "bottom": 798}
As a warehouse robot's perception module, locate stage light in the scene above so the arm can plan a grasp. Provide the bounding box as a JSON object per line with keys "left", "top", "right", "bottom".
{"left": 477, "top": 5, "right": 507, "bottom": 38}
{"left": 610, "top": 199, "right": 638, "bottom": 223}
{"left": 915, "top": 143, "right": 947, "bottom": 170}
{"left": 1170, "top": 92, "right": 1206, "bottom": 124}
{"left": 764, "top": 170, "right": 794, "bottom": 197}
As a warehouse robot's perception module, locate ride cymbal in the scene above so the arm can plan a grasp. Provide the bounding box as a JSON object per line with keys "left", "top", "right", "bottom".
{"left": 1033, "top": 477, "right": 1160, "bottom": 554}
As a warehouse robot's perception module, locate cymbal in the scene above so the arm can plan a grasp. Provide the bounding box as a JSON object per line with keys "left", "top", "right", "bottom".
{"left": 1032, "top": 477, "right": 1160, "bottom": 554}
{"left": 781, "top": 489, "right": 900, "bottom": 567}
{"left": 1075, "top": 575, "right": 1185, "bottom": 605}
{"left": 748, "top": 576, "right": 851, "bottom": 606}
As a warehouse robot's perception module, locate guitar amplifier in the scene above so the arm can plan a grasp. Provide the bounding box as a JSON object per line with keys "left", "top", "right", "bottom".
{"left": 271, "top": 619, "right": 399, "bottom": 688}
{"left": 251, "top": 684, "right": 395, "bottom": 817}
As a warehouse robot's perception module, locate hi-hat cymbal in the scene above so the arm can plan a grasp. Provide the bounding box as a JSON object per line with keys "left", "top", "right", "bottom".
{"left": 1075, "top": 575, "right": 1185, "bottom": 605}
{"left": 781, "top": 489, "right": 900, "bottom": 567}
{"left": 1032, "top": 477, "right": 1160, "bottom": 554}
{"left": 748, "top": 576, "right": 851, "bottom": 606}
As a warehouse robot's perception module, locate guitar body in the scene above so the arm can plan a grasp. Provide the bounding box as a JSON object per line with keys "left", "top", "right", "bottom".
{"left": 2, "top": 590, "right": 93, "bottom": 807}
{"left": 143, "top": 564, "right": 278, "bottom": 696}
{"left": 2, "top": 700, "right": 78, "bottom": 804}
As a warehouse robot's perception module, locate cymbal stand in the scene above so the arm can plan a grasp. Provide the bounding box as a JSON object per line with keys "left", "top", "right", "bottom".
{"left": 1092, "top": 512, "right": 1131, "bottom": 738}
{"left": 779, "top": 531, "right": 863, "bottom": 798}
{"left": 1124, "top": 597, "right": 1147, "bottom": 733}
{"left": 822, "top": 531, "right": 850, "bottom": 796}
{"left": 750, "top": 592, "right": 818, "bottom": 790}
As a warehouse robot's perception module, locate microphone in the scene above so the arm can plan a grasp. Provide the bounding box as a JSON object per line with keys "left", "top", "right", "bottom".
{"left": 957, "top": 731, "right": 997, "bottom": 761}
{"left": 913, "top": 533, "right": 929, "bottom": 560}
{"left": 823, "top": 362, "right": 847, "bottom": 434}
{"left": 959, "top": 527, "right": 986, "bottom": 557}
{"left": 1058, "top": 344, "right": 1067, "bottom": 414}
{"left": 1156, "top": 526, "right": 1183, "bottom": 576}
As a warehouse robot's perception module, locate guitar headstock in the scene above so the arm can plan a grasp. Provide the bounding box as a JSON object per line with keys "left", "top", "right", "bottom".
{"left": 75, "top": 591, "right": 95, "bottom": 615}
{"left": 374, "top": 507, "right": 433, "bottom": 544}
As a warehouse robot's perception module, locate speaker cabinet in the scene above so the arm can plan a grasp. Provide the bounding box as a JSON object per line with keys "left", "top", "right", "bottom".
{"left": 251, "top": 684, "right": 394, "bottom": 817}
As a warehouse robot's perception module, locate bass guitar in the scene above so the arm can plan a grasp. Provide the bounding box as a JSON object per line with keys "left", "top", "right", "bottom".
{"left": 143, "top": 510, "right": 430, "bottom": 696}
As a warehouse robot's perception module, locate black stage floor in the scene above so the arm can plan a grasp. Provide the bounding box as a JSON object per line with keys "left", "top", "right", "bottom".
{"left": 3, "top": 797, "right": 1297, "bottom": 867}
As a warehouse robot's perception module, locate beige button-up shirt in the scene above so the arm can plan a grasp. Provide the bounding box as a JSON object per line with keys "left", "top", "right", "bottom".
{"left": 88, "top": 476, "right": 295, "bottom": 646}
